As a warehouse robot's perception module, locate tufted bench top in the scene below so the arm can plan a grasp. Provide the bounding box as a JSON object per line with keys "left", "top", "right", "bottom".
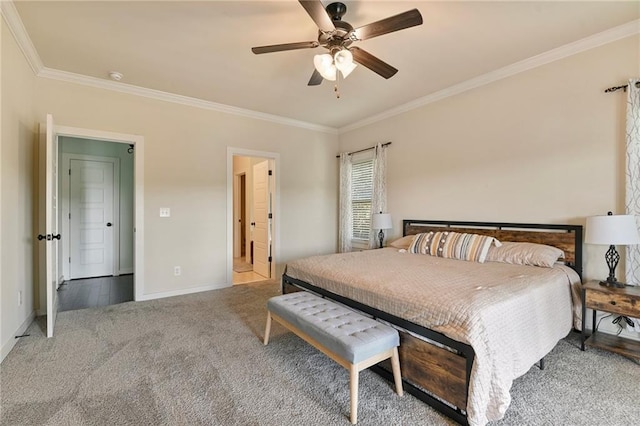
{"left": 267, "top": 292, "right": 399, "bottom": 364}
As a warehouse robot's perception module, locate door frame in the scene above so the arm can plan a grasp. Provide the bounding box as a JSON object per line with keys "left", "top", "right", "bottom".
{"left": 233, "top": 172, "right": 246, "bottom": 259}
{"left": 61, "top": 154, "right": 121, "bottom": 280}
{"left": 45, "top": 124, "right": 145, "bottom": 305}
{"left": 227, "top": 147, "right": 279, "bottom": 285}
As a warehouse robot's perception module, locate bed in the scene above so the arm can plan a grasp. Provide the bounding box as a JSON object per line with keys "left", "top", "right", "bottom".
{"left": 281, "top": 219, "right": 583, "bottom": 426}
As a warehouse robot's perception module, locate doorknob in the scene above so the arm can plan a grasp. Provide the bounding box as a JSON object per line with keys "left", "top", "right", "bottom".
{"left": 52, "top": 234, "right": 61, "bottom": 240}
{"left": 106, "top": 222, "right": 112, "bottom": 227}
{"left": 37, "top": 234, "right": 50, "bottom": 241}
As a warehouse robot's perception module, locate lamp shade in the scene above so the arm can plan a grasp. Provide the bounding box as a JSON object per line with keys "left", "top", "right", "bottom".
{"left": 338, "top": 61, "right": 357, "bottom": 78}
{"left": 585, "top": 214, "right": 640, "bottom": 245}
{"left": 372, "top": 213, "right": 392, "bottom": 230}
{"left": 313, "top": 54, "right": 336, "bottom": 81}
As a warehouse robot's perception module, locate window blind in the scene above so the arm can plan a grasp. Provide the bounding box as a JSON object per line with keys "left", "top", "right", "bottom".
{"left": 351, "top": 160, "right": 373, "bottom": 240}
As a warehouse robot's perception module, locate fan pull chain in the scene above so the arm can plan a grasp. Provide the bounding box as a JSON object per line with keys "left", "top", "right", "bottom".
{"left": 334, "top": 72, "right": 341, "bottom": 99}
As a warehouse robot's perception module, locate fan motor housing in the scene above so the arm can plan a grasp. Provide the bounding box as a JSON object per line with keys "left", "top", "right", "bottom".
{"left": 318, "top": 3, "right": 354, "bottom": 48}
{"left": 326, "top": 2, "right": 347, "bottom": 20}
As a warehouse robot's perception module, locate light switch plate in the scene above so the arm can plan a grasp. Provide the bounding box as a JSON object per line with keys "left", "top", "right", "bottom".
{"left": 160, "top": 208, "right": 170, "bottom": 217}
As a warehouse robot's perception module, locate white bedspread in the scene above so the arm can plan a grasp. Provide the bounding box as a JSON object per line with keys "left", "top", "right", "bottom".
{"left": 285, "top": 248, "right": 582, "bottom": 426}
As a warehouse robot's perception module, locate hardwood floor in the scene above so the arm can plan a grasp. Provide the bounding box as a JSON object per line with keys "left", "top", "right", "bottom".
{"left": 233, "top": 256, "right": 268, "bottom": 284}
{"left": 58, "top": 275, "right": 133, "bottom": 312}
{"left": 233, "top": 270, "right": 268, "bottom": 285}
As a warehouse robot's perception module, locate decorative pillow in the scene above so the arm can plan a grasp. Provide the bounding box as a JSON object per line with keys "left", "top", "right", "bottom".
{"left": 408, "top": 232, "right": 434, "bottom": 254}
{"left": 408, "top": 231, "right": 499, "bottom": 263}
{"left": 389, "top": 235, "right": 416, "bottom": 249}
{"left": 485, "top": 242, "right": 565, "bottom": 268}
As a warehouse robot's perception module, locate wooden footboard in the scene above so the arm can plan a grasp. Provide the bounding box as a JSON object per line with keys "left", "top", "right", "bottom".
{"left": 283, "top": 276, "right": 473, "bottom": 425}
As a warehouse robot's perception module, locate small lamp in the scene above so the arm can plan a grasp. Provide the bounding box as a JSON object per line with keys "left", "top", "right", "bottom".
{"left": 372, "top": 212, "right": 392, "bottom": 249}
{"left": 585, "top": 211, "right": 640, "bottom": 287}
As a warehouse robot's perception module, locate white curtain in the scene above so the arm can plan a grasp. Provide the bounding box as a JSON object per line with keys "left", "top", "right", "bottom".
{"left": 624, "top": 78, "right": 640, "bottom": 331}
{"left": 369, "top": 143, "right": 388, "bottom": 249}
{"left": 339, "top": 153, "right": 353, "bottom": 253}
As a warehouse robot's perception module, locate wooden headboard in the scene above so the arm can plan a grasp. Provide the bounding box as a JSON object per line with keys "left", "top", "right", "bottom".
{"left": 403, "top": 219, "right": 583, "bottom": 278}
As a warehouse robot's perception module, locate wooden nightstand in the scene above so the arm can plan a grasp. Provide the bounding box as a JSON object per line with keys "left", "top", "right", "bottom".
{"left": 581, "top": 280, "right": 640, "bottom": 360}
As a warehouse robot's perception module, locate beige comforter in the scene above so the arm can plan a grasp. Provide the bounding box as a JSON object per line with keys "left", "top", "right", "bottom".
{"left": 285, "top": 248, "right": 581, "bottom": 426}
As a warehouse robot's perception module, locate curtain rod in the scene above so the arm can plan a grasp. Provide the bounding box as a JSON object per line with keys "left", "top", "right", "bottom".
{"left": 605, "top": 81, "right": 640, "bottom": 93}
{"left": 336, "top": 142, "right": 392, "bottom": 158}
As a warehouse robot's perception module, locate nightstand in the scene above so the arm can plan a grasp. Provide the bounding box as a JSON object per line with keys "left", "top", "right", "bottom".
{"left": 581, "top": 280, "right": 640, "bottom": 360}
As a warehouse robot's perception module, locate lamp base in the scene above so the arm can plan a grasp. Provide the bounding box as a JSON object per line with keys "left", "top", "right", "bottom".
{"left": 599, "top": 279, "right": 627, "bottom": 288}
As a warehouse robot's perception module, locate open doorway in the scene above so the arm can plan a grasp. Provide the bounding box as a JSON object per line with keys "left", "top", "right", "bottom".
{"left": 231, "top": 153, "right": 277, "bottom": 285}
{"left": 38, "top": 117, "right": 144, "bottom": 337}
{"left": 57, "top": 137, "right": 135, "bottom": 310}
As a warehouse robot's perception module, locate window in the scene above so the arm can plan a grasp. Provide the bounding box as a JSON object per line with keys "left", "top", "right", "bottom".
{"left": 351, "top": 159, "right": 373, "bottom": 241}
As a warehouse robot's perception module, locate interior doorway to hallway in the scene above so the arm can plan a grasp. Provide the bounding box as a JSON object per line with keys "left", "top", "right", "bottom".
{"left": 231, "top": 154, "right": 276, "bottom": 285}
{"left": 58, "top": 136, "right": 135, "bottom": 309}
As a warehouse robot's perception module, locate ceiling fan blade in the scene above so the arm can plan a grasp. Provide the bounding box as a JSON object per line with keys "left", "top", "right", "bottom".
{"left": 251, "top": 41, "right": 319, "bottom": 54}
{"left": 350, "top": 47, "right": 398, "bottom": 79}
{"left": 353, "top": 9, "right": 423, "bottom": 41}
{"left": 308, "top": 69, "right": 323, "bottom": 86}
{"left": 299, "top": 0, "right": 335, "bottom": 31}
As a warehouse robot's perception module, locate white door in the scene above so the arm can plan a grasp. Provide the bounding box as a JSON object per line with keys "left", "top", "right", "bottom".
{"left": 252, "top": 161, "right": 271, "bottom": 278}
{"left": 69, "top": 159, "right": 115, "bottom": 279}
{"left": 39, "top": 114, "right": 59, "bottom": 338}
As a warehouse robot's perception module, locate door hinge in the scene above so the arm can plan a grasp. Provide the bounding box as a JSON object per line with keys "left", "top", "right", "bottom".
{"left": 268, "top": 213, "right": 272, "bottom": 219}
{"left": 69, "top": 169, "right": 71, "bottom": 175}
{"left": 268, "top": 256, "right": 272, "bottom": 263}
{"left": 268, "top": 170, "right": 273, "bottom": 176}
{"left": 69, "top": 213, "right": 71, "bottom": 219}
{"left": 69, "top": 257, "right": 71, "bottom": 263}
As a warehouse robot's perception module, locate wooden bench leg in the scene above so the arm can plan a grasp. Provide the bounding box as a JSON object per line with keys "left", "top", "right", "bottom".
{"left": 263, "top": 311, "right": 272, "bottom": 345}
{"left": 350, "top": 365, "right": 359, "bottom": 425}
{"left": 391, "top": 347, "right": 403, "bottom": 396}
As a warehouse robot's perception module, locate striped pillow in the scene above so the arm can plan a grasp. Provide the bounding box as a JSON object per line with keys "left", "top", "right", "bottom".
{"left": 408, "top": 231, "right": 499, "bottom": 263}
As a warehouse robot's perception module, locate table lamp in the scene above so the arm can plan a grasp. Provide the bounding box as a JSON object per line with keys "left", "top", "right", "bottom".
{"left": 585, "top": 211, "right": 640, "bottom": 287}
{"left": 372, "top": 212, "right": 392, "bottom": 249}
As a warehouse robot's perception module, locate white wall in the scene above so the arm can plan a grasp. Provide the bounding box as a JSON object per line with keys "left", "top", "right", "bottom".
{"left": 1, "top": 20, "right": 37, "bottom": 361}
{"left": 340, "top": 35, "right": 640, "bottom": 284}
{"left": 33, "top": 77, "right": 339, "bottom": 298}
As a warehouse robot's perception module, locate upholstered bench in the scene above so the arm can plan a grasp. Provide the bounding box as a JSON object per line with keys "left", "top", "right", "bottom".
{"left": 264, "top": 292, "right": 403, "bottom": 424}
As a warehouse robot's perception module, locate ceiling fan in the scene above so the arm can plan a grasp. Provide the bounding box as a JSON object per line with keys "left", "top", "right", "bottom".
{"left": 251, "top": 1, "right": 423, "bottom": 86}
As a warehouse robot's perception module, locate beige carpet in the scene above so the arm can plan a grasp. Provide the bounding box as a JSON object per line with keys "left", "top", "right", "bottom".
{"left": 1, "top": 280, "right": 639, "bottom": 425}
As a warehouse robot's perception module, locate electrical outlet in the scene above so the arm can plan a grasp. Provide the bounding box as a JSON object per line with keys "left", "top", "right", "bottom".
{"left": 174, "top": 266, "right": 181, "bottom": 276}
{"left": 160, "top": 208, "right": 171, "bottom": 217}
{"left": 18, "top": 291, "right": 22, "bottom": 306}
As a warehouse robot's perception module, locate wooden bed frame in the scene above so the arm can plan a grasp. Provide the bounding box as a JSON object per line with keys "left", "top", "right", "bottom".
{"left": 282, "top": 219, "right": 583, "bottom": 425}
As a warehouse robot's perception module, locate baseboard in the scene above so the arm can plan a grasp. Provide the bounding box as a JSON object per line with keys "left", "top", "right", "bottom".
{"left": 119, "top": 267, "right": 134, "bottom": 275}
{"left": 136, "top": 282, "right": 230, "bottom": 301}
{"left": 1, "top": 310, "right": 36, "bottom": 363}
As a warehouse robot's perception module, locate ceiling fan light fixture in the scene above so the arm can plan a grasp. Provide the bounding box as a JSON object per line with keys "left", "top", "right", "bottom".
{"left": 313, "top": 53, "right": 337, "bottom": 81}
{"left": 339, "top": 61, "right": 357, "bottom": 78}
{"left": 333, "top": 49, "right": 353, "bottom": 69}
{"left": 333, "top": 49, "right": 356, "bottom": 79}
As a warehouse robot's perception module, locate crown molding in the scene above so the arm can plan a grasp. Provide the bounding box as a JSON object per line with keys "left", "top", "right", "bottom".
{"left": 2, "top": 0, "right": 336, "bottom": 134}
{"left": 37, "top": 68, "right": 338, "bottom": 134}
{"left": 3, "top": 0, "right": 636, "bottom": 136}
{"left": 339, "top": 19, "right": 640, "bottom": 134}
{"left": 0, "top": 0, "right": 43, "bottom": 74}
